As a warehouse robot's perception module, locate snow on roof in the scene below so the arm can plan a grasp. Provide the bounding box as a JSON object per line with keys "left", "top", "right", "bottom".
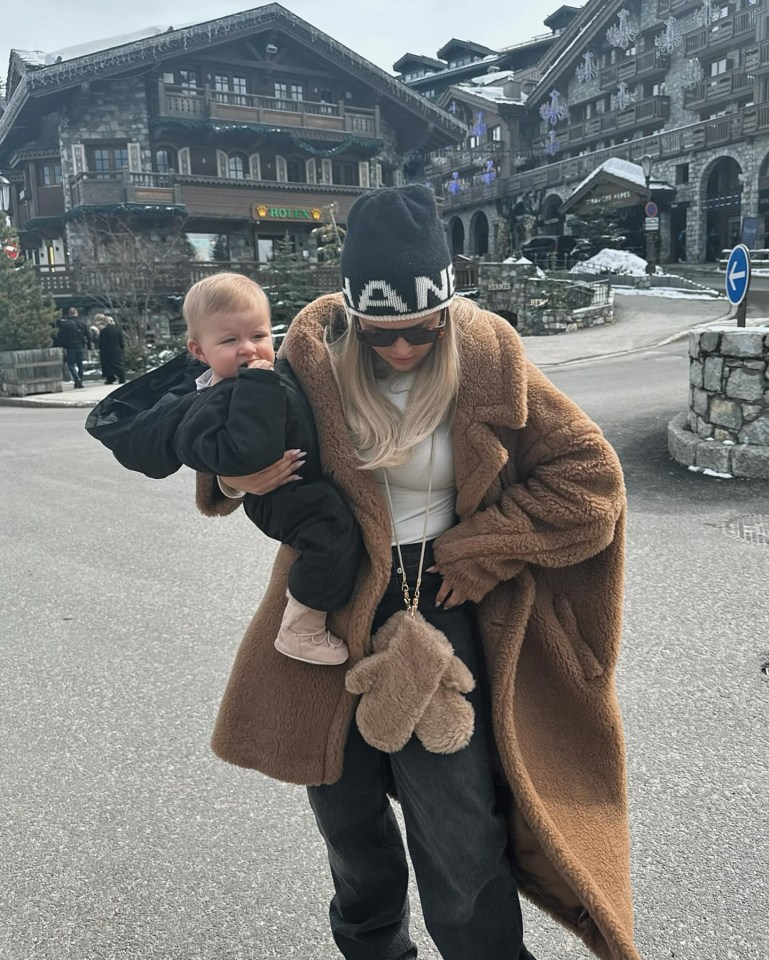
{"left": 465, "top": 85, "right": 527, "bottom": 105}
{"left": 468, "top": 70, "right": 517, "bottom": 86}
{"left": 533, "top": 8, "right": 603, "bottom": 99}
{"left": 11, "top": 50, "right": 49, "bottom": 68}
{"left": 42, "top": 26, "right": 174, "bottom": 64}
{"left": 573, "top": 157, "right": 675, "bottom": 196}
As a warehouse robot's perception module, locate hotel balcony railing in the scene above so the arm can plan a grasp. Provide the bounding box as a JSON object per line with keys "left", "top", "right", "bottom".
{"left": 566, "top": 96, "right": 670, "bottom": 147}
{"left": 745, "top": 40, "right": 769, "bottom": 75}
{"left": 69, "top": 171, "right": 368, "bottom": 221}
{"left": 441, "top": 179, "right": 508, "bottom": 210}
{"left": 158, "top": 83, "right": 381, "bottom": 138}
{"left": 426, "top": 140, "right": 506, "bottom": 175}
{"left": 683, "top": 7, "right": 757, "bottom": 57}
{"left": 656, "top": 0, "right": 704, "bottom": 18}
{"left": 599, "top": 50, "right": 669, "bottom": 90}
{"left": 683, "top": 70, "right": 753, "bottom": 109}
{"left": 507, "top": 101, "right": 769, "bottom": 198}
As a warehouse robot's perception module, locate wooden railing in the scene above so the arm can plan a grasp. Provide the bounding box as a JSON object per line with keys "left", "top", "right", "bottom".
{"left": 159, "top": 83, "right": 381, "bottom": 138}
{"left": 684, "top": 7, "right": 757, "bottom": 57}
{"left": 599, "top": 50, "right": 668, "bottom": 90}
{"left": 683, "top": 71, "right": 753, "bottom": 108}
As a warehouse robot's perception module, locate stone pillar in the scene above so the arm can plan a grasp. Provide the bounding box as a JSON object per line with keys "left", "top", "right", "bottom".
{"left": 659, "top": 210, "right": 671, "bottom": 264}
{"left": 668, "top": 324, "right": 769, "bottom": 478}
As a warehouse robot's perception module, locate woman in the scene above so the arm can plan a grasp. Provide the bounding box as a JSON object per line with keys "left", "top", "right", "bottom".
{"left": 88, "top": 186, "right": 639, "bottom": 960}
{"left": 97, "top": 313, "right": 126, "bottom": 384}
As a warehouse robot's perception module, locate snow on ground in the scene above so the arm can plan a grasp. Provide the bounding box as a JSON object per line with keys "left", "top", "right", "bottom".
{"left": 612, "top": 287, "right": 722, "bottom": 300}
{"left": 570, "top": 249, "right": 654, "bottom": 276}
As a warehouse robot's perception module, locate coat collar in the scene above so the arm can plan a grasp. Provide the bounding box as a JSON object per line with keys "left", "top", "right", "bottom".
{"left": 283, "top": 294, "right": 529, "bottom": 525}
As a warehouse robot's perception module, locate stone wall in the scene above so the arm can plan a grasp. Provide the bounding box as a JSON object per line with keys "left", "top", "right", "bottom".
{"left": 477, "top": 260, "right": 614, "bottom": 335}
{"left": 668, "top": 325, "right": 769, "bottom": 479}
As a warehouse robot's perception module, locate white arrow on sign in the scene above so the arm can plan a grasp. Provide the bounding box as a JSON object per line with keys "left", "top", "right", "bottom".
{"left": 728, "top": 261, "right": 746, "bottom": 291}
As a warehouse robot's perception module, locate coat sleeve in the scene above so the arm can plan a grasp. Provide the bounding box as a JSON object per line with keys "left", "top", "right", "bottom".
{"left": 433, "top": 364, "right": 626, "bottom": 603}
{"left": 174, "top": 368, "right": 288, "bottom": 477}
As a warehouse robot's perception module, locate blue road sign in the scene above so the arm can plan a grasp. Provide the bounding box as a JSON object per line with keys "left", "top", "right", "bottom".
{"left": 645, "top": 201, "right": 658, "bottom": 217}
{"left": 725, "top": 244, "right": 751, "bottom": 306}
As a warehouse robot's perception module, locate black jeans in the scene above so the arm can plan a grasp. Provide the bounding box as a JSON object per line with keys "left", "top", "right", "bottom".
{"left": 307, "top": 541, "right": 535, "bottom": 960}
{"left": 65, "top": 347, "right": 85, "bottom": 384}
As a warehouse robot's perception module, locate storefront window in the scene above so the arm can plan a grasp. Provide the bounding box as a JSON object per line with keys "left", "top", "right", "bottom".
{"left": 187, "top": 233, "right": 230, "bottom": 262}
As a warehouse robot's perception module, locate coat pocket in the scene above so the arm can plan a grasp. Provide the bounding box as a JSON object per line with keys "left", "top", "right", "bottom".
{"left": 552, "top": 594, "right": 603, "bottom": 682}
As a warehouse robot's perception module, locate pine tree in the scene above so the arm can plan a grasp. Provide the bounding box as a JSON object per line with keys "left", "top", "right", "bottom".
{"left": 568, "top": 203, "right": 631, "bottom": 256}
{"left": 312, "top": 220, "right": 345, "bottom": 265}
{"left": 265, "top": 232, "right": 314, "bottom": 327}
{"left": 0, "top": 224, "right": 59, "bottom": 352}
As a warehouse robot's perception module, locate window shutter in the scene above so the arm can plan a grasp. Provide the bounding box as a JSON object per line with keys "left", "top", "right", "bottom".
{"left": 249, "top": 153, "right": 262, "bottom": 180}
{"left": 71, "top": 144, "right": 87, "bottom": 176}
{"left": 372, "top": 162, "right": 382, "bottom": 188}
{"left": 177, "top": 147, "right": 191, "bottom": 176}
{"left": 276, "top": 155, "right": 288, "bottom": 182}
{"left": 358, "top": 161, "right": 370, "bottom": 189}
{"left": 305, "top": 158, "right": 317, "bottom": 184}
{"left": 321, "top": 158, "right": 333, "bottom": 184}
{"left": 127, "top": 142, "right": 142, "bottom": 172}
{"left": 217, "top": 150, "right": 229, "bottom": 178}
{"left": 394, "top": 169, "right": 404, "bottom": 187}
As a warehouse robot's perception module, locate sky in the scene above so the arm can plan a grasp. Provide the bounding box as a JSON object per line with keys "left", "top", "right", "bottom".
{"left": 1, "top": 0, "right": 558, "bottom": 86}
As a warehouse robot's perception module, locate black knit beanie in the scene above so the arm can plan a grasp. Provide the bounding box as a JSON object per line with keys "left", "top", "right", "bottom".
{"left": 341, "top": 185, "right": 455, "bottom": 321}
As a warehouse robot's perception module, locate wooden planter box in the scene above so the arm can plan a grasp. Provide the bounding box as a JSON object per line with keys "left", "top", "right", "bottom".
{"left": 0, "top": 347, "right": 64, "bottom": 397}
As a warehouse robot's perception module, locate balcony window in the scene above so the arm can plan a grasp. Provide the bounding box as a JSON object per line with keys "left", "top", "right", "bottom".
{"left": 179, "top": 69, "right": 199, "bottom": 92}
{"left": 39, "top": 163, "right": 62, "bottom": 186}
{"left": 215, "top": 74, "right": 248, "bottom": 105}
{"left": 90, "top": 146, "right": 129, "bottom": 178}
{"left": 155, "top": 148, "right": 176, "bottom": 174}
{"left": 331, "top": 161, "right": 359, "bottom": 186}
{"left": 491, "top": 125, "right": 502, "bottom": 141}
{"left": 286, "top": 158, "right": 305, "bottom": 183}
{"left": 290, "top": 83, "right": 303, "bottom": 101}
{"left": 227, "top": 154, "right": 247, "bottom": 179}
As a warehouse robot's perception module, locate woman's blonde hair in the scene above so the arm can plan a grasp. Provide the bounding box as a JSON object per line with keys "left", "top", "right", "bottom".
{"left": 327, "top": 307, "right": 461, "bottom": 471}
{"left": 183, "top": 273, "right": 270, "bottom": 338}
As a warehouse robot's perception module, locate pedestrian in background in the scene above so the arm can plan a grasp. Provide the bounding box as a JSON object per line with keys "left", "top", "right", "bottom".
{"left": 97, "top": 314, "right": 126, "bottom": 385}
{"left": 55, "top": 306, "right": 91, "bottom": 388}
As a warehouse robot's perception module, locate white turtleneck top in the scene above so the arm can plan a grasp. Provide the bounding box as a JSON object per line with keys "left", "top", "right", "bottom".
{"left": 371, "top": 372, "right": 457, "bottom": 546}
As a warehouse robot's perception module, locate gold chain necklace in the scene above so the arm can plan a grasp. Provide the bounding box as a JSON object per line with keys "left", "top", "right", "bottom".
{"left": 382, "top": 433, "right": 436, "bottom": 618}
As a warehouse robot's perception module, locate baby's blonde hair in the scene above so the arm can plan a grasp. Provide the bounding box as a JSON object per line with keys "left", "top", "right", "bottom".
{"left": 183, "top": 273, "right": 270, "bottom": 338}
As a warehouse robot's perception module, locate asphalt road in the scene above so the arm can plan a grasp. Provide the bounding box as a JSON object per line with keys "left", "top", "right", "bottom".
{"left": 1, "top": 336, "right": 767, "bottom": 960}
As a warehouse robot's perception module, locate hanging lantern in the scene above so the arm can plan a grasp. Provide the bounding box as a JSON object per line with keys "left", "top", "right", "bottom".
{"left": 611, "top": 81, "right": 635, "bottom": 111}
{"left": 576, "top": 51, "right": 598, "bottom": 84}
{"left": 448, "top": 171, "right": 463, "bottom": 195}
{"left": 654, "top": 17, "right": 682, "bottom": 56}
{"left": 682, "top": 57, "right": 704, "bottom": 90}
{"left": 539, "top": 90, "right": 570, "bottom": 127}
{"left": 472, "top": 111, "right": 487, "bottom": 138}
{"left": 544, "top": 131, "right": 560, "bottom": 157}
{"left": 480, "top": 160, "right": 497, "bottom": 185}
{"left": 696, "top": 0, "right": 721, "bottom": 27}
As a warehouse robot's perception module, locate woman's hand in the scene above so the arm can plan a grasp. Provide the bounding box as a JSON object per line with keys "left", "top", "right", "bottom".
{"left": 427, "top": 564, "right": 469, "bottom": 609}
{"left": 220, "top": 449, "right": 306, "bottom": 495}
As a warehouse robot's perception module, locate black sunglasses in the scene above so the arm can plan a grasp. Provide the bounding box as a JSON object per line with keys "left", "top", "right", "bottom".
{"left": 353, "top": 311, "right": 447, "bottom": 348}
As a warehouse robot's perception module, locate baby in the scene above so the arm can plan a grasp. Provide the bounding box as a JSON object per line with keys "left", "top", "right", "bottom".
{"left": 178, "top": 272, "right": 361, "bottom": 665}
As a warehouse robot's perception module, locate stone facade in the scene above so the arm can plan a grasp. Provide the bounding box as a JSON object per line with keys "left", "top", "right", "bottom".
{"left": 668, "top": 325, "right": 769, "bottom": 479}
{"left": 478, "top": 261, "right": 614, "bottom": 335}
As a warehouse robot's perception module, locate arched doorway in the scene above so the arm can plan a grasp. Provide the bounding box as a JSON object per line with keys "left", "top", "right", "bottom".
{"left": 470, "top": 210, "right": 489, "bottom": 257}
{"left": 540, "top": 194, "right": 564, "bottom": 234}
{"left": 757, "top": 150, "right": 769, "bottom": 248}
{"left": 449, "top": 216, "right": 465, "bottom": 256}
{"left": 704, "top": 157, "right": 742, "bottom": 261}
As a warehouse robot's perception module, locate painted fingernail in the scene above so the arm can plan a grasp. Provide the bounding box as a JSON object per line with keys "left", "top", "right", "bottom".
{"left": 295, "top": 460, "right": 306, "bottom": 468}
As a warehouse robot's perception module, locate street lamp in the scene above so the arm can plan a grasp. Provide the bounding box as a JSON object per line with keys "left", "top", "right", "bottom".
{"left": 640, "top": 154, "right": 656, "bottom": 277}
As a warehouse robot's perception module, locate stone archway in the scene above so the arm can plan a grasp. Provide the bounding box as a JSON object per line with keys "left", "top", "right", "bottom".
{"left": 701, "top": 155, "right": 743, "bottom": 261}
{"left": 448, "top": 216, "right": 465, "bottom": 256}
{"left": 540, "top": 193, "right": 564, "bottom": 234}
{"left": 470, "top": 210, "right": 490, "bottom": 257}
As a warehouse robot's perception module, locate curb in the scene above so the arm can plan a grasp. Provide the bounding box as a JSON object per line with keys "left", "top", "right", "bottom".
{"left": 0, "top": 395, "right": 99, "bottom": 409}
{"left": 668, "top": 411, "right": 769, "bottom": 480}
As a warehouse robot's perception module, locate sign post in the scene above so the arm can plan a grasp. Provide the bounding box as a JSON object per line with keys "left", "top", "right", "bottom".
{"left": 725, "top": 243, "right": 751, "bottom": 328}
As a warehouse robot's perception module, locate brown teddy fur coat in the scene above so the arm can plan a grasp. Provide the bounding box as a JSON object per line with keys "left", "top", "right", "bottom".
{"left": 196, "top": 294, "right": 640, "bottom": 960}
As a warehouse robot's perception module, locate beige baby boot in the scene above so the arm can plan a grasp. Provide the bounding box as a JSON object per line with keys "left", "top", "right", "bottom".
{"left": 274, "top": 590, "right": 349, "bottom": 666}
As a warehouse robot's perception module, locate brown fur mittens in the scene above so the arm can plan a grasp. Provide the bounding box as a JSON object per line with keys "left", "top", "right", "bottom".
{"left": 345, "top": 611, "right": 475, "bottom": 754}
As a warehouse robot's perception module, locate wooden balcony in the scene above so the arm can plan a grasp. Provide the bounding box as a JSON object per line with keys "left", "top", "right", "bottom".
{"left": 69, "top": 171, "right": 367, "bottom": 222}
{"left": 599, "top": 50, "right": 669, "bottom": 90}
{"left": 566, "top": 97, "right": 669, "bottom": 147}
{"left": 426, "top": 141, "right": 506, "bottom": 177}
{"left": 70, "top": 171, "right": 182, "bottom": 209}
{"left": 683, "top": 70, "right": 753, "bottom": 109}
{"left": 745, "top": 40, "right": 769, "bottom": 76}
{"left": 683, "top": 7, "right": 757, "bottom": 57}
{"left": 158, "top": 83, "right": 381, "bottom": 139}
{"left": 442, "top": 179, "right": 508, "bottom": 210}
{"left": 656, "top": 0, "right": 702, "bottom": 17}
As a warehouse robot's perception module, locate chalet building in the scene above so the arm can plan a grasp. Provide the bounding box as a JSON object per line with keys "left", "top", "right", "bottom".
{"left": 0, "top": 3, "right": 463, "bottom": 327}
{"left": 405, "top": 0, "right": 769, "bottom": 264}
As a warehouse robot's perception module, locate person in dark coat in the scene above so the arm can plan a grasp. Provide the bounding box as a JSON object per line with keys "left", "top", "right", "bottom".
{"left": 97, "top": 314, "right": 126, "bottom": 384}
{"left": 55, "top": 306, "right": 91, "bottom": 388}
{"left": 88, "top": 272, "right": 361, "bottom": 666}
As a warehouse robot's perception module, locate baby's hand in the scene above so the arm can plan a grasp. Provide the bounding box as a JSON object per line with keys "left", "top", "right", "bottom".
{"left": 247, "top": 358, "right": 274, "bottom": 371}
